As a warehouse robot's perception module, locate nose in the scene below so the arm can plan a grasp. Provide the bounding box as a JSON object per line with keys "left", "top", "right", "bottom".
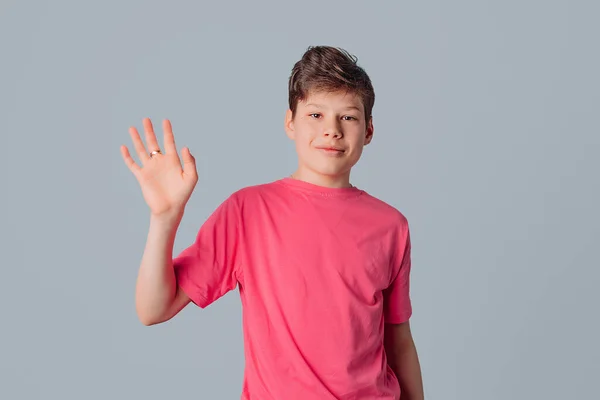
{"left": 323, "top": 118, "right": 343, "bottom": 138}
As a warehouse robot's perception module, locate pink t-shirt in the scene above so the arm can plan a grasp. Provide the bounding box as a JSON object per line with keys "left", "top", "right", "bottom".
{"left": 174, "top": 177, "right": 412, "bottom": 399}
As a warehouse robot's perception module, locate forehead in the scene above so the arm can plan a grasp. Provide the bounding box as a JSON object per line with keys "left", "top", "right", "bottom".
{"left": 299, "top": 90, "right": 364, "bottom": 111}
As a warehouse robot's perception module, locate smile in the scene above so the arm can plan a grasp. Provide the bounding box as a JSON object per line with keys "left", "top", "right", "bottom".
{"left": 316, "top": 146, "right": 346, "bottom": 156}
{"left": 316, "top": 146, "right": 345, "bottom": 152}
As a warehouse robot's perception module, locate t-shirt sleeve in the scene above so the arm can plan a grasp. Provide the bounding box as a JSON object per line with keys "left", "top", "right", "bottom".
{"left": 173, "top": 194, "right": 242, "bottom": 308}
{"left": 383, "top": 226, "right": 412, "bottom": 324}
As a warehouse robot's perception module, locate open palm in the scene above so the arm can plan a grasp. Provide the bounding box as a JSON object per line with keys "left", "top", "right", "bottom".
{"left": 120, "top": 118, "right": 198, "bottom": 217}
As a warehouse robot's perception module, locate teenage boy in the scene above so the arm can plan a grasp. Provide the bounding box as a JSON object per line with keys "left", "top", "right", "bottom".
{"left": 121, "top": 45, "right": 424, "bottom": 400}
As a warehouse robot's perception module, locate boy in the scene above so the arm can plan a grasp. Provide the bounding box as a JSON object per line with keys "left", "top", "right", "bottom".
{"left": 120, "top": 46, "right": 424, "bottom": 400}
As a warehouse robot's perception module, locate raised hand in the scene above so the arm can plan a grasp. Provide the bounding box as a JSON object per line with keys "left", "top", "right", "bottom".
{"left": 120, "top": 118, "right": 198, "bottom": 219}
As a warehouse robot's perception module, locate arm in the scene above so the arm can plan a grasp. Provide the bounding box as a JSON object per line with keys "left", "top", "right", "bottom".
{"left": 120, "top": 117, "right": 198, "bottom": 325}
{"left": 135, "top": 212, "right": 191, "bottom": 326}
{"left": 384, "top": 321, "right": 424, "bottom": 400}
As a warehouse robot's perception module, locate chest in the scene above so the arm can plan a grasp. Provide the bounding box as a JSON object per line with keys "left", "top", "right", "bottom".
{"left": 240, "top": 204, "right": 395, "bottom": 300}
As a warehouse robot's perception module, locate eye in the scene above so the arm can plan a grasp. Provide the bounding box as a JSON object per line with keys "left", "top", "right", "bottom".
{"left": 309, "top": 113, "right": 321, "bottom": 119}
{"left": 342, "top": 116, "right": 357, "bottom": 121}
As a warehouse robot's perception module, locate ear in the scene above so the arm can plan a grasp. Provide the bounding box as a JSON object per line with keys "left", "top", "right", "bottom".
{"left": 284, "top": 109, "right": 295, "bottom": 140}
{"left": 364, "top": 116, "right": 374, "bottom": 145}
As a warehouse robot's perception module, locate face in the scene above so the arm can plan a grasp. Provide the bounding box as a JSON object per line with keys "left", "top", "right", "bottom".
{"left": 284, "top": 90, "right": 374, "bottom": 186}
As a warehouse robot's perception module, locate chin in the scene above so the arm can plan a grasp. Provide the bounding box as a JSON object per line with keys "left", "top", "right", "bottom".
{"left": 310, "top": 164, "right": 351, "bottom": 177}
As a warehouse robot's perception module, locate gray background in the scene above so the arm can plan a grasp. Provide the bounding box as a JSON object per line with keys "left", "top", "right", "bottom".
{"left": 1, "top": 1, "right": 598, "bottom": 399}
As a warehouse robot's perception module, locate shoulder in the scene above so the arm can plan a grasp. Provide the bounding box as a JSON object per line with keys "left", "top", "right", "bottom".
{"left": 358, "top": 190, "right": 409, "bottom": 230}
{"left": 229, "top": 179, "right": 282, "bottom": 200}
{"left": 223, "top": 179, "right": 286, "bottom": 210}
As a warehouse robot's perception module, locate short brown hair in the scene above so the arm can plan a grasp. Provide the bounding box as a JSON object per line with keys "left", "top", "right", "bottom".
{"left": 288, "top": 46, "right": 375, "bottom": 126}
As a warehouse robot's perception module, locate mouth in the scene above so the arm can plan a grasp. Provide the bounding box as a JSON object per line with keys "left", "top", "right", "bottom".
{"left": 315, "top": 146, "right": 345, "bottom": 153}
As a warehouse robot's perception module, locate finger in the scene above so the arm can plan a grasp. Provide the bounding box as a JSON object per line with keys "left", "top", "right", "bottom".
{"left": 181, "top": 147, "right": 198, "bottom": 179}
{"left": 120, "top": 145, "right": 142, "bottom": 176}
{"left": 162, "top": 119, "right": 177, "bottom": 154}
{"left": 143, "top": 117, "right": 161, "bottom": 154}
{"left": 129, "top": 126, "right": 149, "bottom": 162}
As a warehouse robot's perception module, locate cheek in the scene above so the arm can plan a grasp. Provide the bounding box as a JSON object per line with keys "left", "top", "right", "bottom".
{"left": 347, "top": 138, "right": 367, "bottom": 160}
{"left": 349, "top": 147, "right": 364, "bottom": 162}
{"left": 348, "top": 133, "right": 366, "bottom": 150}
{"left": 294, "top": 127, "right": 315, "bottom": 146}
{"left": 294, "top": 135, "right": 312, "bottom": 157}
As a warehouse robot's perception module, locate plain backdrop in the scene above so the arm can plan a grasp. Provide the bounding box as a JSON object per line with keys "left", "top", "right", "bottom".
{"left": 1, "top": 1, "right": 598, "bottom": 399}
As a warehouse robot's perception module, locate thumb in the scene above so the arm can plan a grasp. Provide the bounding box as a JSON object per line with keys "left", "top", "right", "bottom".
{"left": 181, "top": 147, "right": 197, "bottom": 176}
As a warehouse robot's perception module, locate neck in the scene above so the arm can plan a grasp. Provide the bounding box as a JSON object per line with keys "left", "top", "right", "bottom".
{"left": 290, "top": 168, "right": 352, "bottom": 189}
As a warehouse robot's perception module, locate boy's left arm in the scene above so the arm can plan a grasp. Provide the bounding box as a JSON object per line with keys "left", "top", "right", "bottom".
{"left": 384, "top": 321, "right": 424, "bottom": 400}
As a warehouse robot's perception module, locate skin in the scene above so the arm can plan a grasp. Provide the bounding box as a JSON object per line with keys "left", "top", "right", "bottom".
{"left": 120, "top": 118, "right": 194, "bottom": 325}
{"left": 284, "top": 89, "right": 373, "bottom": 188}
{"left": 385, "top": 321, "right": 425, "bottom": 400}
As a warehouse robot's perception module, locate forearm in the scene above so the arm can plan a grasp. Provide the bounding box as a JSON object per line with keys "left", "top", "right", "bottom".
{"left": 135, "top": 212, "right": 182, "bottom": 325}
{"left": 388, "top": 337, "right": 424, "bottom": 400}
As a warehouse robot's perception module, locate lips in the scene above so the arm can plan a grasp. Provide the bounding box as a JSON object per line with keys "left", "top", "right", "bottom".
{"left": 316, "top": 145, "right": 345, "bottom": 152}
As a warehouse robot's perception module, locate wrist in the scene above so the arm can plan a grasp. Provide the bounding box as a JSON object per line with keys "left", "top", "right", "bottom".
{"left": 150, "top": 209, "right": 184, "bottom": 228}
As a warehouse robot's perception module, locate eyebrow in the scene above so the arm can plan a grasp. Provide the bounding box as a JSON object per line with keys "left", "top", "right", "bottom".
{"left": 304, "top": 103, "right": 362, "bottom": 111}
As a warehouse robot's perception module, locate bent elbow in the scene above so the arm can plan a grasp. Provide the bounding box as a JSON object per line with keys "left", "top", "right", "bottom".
{"left": 136, "top": 304, "right": 164, "bottom": 326}
{"left": 138, "top": 314, "right": 157, "bottom": 326}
